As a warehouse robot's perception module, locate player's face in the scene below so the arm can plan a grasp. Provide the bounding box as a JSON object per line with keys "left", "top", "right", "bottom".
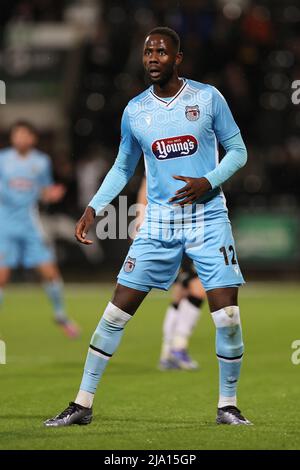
{"left": 143, "top": 34, "right": 182, "bottom": 86}
{"left": 10, "top": 127, "right": 37, "bottom": 154}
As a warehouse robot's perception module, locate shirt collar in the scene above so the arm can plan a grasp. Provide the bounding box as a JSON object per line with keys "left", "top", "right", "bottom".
{"left": 150, "top": 78, "right": 187, "bottom": 108}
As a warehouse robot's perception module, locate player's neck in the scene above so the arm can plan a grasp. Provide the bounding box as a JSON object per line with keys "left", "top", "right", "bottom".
{"left": 153, "top": 76, "right": 183, "bottom": 98}
{"left": 15, "top": 148, "right": 32, "bottom": 158}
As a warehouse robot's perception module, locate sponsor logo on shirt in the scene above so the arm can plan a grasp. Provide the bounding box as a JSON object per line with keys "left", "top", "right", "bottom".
{"left": 9, "top": 178, "right": 33, "bottom": 190}
{"left": 152, "top": 135, "right": 198, "bottom": 160}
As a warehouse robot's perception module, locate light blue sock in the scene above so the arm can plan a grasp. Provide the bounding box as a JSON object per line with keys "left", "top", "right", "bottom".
{"left": 80, "top": 302, "right": 132, "bottom": 393}
{"left": 43, "top": 280, "right": 68, "bottom": 322}
{"left": 211, "top": 306, "right": 244, "bottom": 408}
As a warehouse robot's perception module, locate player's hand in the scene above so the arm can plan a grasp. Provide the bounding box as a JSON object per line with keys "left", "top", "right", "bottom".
{"left": 75, "top": 206, "right": 95, "bottom": 245}
{"left": 169, "top": 176, "right": 212, "bottom": 206}
{"left": 42, "top": 184, "right": 66, "bottom": 203}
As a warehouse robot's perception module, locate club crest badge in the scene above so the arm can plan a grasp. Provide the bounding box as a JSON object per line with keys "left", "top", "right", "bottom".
{"left": 185, "top": 105, "right": 200, "bottom": 121}
{"left": 124, "top": 257, "right": 136, "bottom": 273}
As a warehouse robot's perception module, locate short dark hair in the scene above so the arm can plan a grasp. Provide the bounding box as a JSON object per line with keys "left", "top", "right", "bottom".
{"left": 147, "top": 27, "right": 181, "bottom": 52}
{"left": 10, "top": 120, "right": 38, "bottom": 136}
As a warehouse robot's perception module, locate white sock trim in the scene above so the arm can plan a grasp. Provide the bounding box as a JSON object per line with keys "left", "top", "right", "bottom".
{"left": 218, "top": 356, "right": 243, "bottom": 363}
{"left": 160, "top": 306, "right": 179, "bottom": 359}
{"left": 103, "top": 301, "right": 132, "bottom": 327}
{"left": 218, "top": 395, "right": 237, "bottom": 408}
{"left": 89, "top": 347, "right": 110, "bottom": 360}
{"left": 172, "top": 336, "right": 188, "bottom": 350}
{"left": 211, "top": 306, "right": 240, "bottom": 328}
{"left": 172, "top": 298, "right": 201, "bottom": 349}
{"left": 75, "top": 390, "right": 94, "bottom": 408}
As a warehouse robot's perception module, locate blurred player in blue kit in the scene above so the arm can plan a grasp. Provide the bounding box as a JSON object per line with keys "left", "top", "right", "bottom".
{"left": 0, "top": 121, "right": 80, "bottom": 338}
{"left": 45, "top": 27, "right": 252, "bottom": 426}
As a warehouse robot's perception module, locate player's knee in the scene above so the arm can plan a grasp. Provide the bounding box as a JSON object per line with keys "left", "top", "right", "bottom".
{"left": 0, "top": 269, "right": 10, "bottom": 286}
{"left": 207, "top": 288, "right": 238, "bottom": 312}
{"left": 45, "top": 274, "right": 59, "bottom": 283}
{"left": 188, "top": 277, "right": 205, "bottom": 299}
{"left": 102, "top": 301, "right": 133, "bottom": 326}
{"left": 37, "top": 262, "right": 60, "bottom": 282}
{"left": 112, "top": 284, "right": 147, "bottom": 315}
{"left": 0, "top": 278, "right": 8, "bottom": 287}
{"left": 171, "top": 283, "right": 186, "bottom": 304}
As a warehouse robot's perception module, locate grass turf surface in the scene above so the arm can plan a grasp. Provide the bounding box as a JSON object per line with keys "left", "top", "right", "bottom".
{"left": 0, "top": 283, "right": 299, "bottom": 450}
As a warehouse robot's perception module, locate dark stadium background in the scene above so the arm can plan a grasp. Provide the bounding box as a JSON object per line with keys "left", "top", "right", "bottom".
{"left": 1, "top": 0, "right": 299, "bottom": 280}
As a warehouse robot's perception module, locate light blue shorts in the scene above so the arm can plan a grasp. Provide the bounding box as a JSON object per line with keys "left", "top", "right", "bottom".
{"left": 118, "top": 221, "right": 245, "bottom": 292}
{"left": 0, "top": 231, "right": 54, "bottom": 269}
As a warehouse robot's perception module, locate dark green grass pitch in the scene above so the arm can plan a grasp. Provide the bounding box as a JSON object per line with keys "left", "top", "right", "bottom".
{"left": 0, "top": 283, "right": 299, "bottom": 450}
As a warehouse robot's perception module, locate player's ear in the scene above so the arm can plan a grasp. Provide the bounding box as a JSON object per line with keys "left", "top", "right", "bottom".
{"left": 175, "top": 51, "right": 183, "bottom": 66}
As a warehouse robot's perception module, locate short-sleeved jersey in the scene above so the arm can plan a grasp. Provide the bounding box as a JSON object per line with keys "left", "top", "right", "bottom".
{"left": 120, "top": 78, "right": 240, "bottom": 226}
{"left": 0, "top": 147, "right": 53, "bottom": 231}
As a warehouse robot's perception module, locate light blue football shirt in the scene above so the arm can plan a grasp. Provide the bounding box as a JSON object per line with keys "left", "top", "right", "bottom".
{"left": 0, "top": 147, "right": 53, "bottom": 231}
{"left": 90, "top": 78, "right": 241, "bottom": 226}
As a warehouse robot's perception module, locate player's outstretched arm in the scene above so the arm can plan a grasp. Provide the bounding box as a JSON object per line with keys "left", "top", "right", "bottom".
{"left": 75, "top": 106, "right": 142, "bottom": 245}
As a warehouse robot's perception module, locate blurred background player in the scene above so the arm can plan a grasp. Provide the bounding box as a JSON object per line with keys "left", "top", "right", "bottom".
{"left": 135, "top": 176, "right": 206, "bottom": 371}
{"left": 0, "top": 120, "right": 80, "bottom": 338}
{"left": 160, "top": 260, "right": 205, "bottom": 370}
